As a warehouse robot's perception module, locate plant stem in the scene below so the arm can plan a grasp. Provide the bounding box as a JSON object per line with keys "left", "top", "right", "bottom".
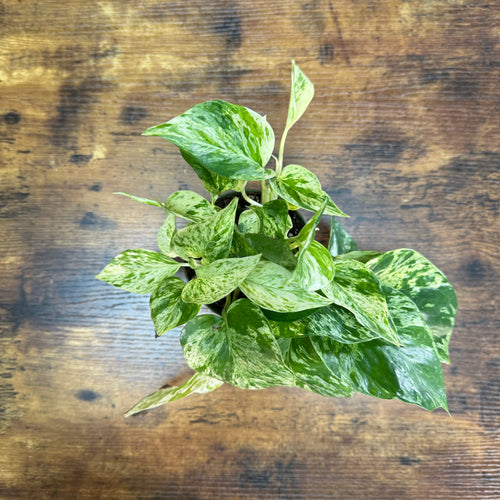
{"left": 276, "top": 126, "right": 290, "bottom": 177}
{"left": 241, "top": 183, "right": 262, "bottom": 207}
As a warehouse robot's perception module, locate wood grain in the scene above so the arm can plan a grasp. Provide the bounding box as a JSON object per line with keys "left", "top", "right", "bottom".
{"left": 1, "top": 0, "right": 499, "bottom": 498}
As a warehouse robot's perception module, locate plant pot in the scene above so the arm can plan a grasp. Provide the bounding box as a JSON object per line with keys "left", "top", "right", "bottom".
{"left": 184, "top": 190, "right": 305, "bottom": 315}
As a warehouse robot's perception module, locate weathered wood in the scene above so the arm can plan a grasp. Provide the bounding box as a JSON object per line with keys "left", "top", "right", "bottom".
{"left": 1, "top": 0, "right": 498, "bottom": 498}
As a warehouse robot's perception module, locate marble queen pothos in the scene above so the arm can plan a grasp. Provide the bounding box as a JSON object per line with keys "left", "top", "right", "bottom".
{"left": 97, "top": 61, "right": 457, "bottom": 416}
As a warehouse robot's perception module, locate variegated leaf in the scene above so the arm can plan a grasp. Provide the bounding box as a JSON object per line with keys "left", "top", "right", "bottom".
{"left": 114, "top": 191, "right": 163, "bottom": 208}
{"left": 285, "top": 60, "right": 315, "bottom": 131}
{"left": 150, "top": 277, "right": 200, "bottom": 336}
{"left": 96, "top": 249, "right": 181, "bottom": 294}
{"left": 181, "top": 254, "right": 261, "bottom": 304}
{"left": 366, "top": 249, "right": 457, "bottom": 363}
{"left": 172, "top": 197, "right": 238, "bottom": 263}
{"left": 164, "top": 190, "right": 216, "bottom": 222}
{"left": 278, "top": 337, "right": 353, "bottom": 397}
{"left": 329, "top": 217, "right": 358, "bottom": 256}
{"left": 143, "top": 100, "right": 275, "bottom": 181}
{"left": 180, "top": 300, "right": 295, "bottom": 389}
{"left": 125, "top": 372, "right": 223, "bottom": 417}
{"left": 270, "top": 164, "right": 347, "bottom": 216}
{"left": 291, "top": 240, "right": 335, "bottom": 291}
{"left": 240, "top": 261, "right": 332, "bottom": 312}
{"left": 323, "top": 259, "right": 399, "bottom": 345}
{"left": 157, "top": 213, "right": 177, "bottom": 257}
{"left": 311, "top": 285, "right": 448, "bottom": 411}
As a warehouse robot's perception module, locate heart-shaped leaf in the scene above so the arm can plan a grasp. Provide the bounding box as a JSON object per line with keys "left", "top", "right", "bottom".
{"left": 164, "top": 190, "right": 216, "bottom": 222}
{"left": 182, "top": 254, "right": 261, "bottom": 305}
{"left": 240, "top": 261, "right": 332, "bottom": 312}
{"left": 125, "top": 372, "right": 223, "bottom": 417}
{"left": 311, "top": 286, "right": 448, "bottom": 411}
{"left": 323, "top": 259, "right": 399, "bottom": 345}
{"left": 144, "top": 100, "right": 275, "bottom": 181}
{"left": 172, "top": 197, "right": 238, "bottom": 263}
{"left": 366, "top": 249, "right": 457, "bottom": 363}
{"left": 180, "top": 300, "right": 295, "bottom": 389}
{"left": 157, "top": 213, "right": 177, "bottom": 257}
{"left": 150, "top": 277, "right": 200, "bottom": 336}
{"left": 270, "top": 164, "right": 347, "bottom": 216}
{"left": 285, "top": 60, "right": 315, "bottom": 131}
{"left": 96, "top": 249, "right": 181, "bottom": 294}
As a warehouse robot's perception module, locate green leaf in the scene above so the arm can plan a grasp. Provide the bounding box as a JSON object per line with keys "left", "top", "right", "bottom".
{"left": 329, "top": 218, "right": 358, "bottom": 256}
{"left": 323, "top": 259, "right": 399, "bottom": 345}
{"left": 242, "top": 199, "right": 292, "bottom": 239}
{"left": 311, "top": 286, "right": 448, "bottom": 411}
{"left": 180, "top": 300, "right": 295, "bottom": 389}
{"left": 143, "top": 100, "right": 275, "bottom": 181}
{"left": 240, "top": 233, "right": 297, "bottom": 270}
{"left": 150, "top": 277, "right": 200, "bottom": 336}
{"left": 240, "top": 261, "right": 332, "bottom": 313}
{"left": 334, "top": 251, "right": 382, "bottom": 264}
{"left": 270, "top": 164, "right": 347, "bottom": 216}
{"left": 180, "top": 149, "right": 240, "bottom": 201}
{"left": 172, "top": 197, "right": 238, "bottom": 263}
{"left": 270, "top": 302, "right": 383, "bottom": 344}
{"left": 157, "top": 213, "right": 177, "bottom": 257}
{"left": 164, "top": 190, "right": 216, "bottom": 222}
{"left": 114, "top": 192, "right": 163, "bottom": 208}
{"left": 278, "top": 337, "right": 353, "bottom": 397}
{"left": 125, "top": 372, "right": 223, "bottom": 417}
{"left": 366, "top": 249, "right": 457, "bottom": 363}
{"left": 181, "top": 255, "right": 261, "bottom": 305}
{"left": 285, "top": 60, "right": 315, "bottom": 131}
{"left": 96, "top": 249, "right": 181, "bottom": 294}
{"left": 291, "top": 240, "right": 335, "bottom": 291}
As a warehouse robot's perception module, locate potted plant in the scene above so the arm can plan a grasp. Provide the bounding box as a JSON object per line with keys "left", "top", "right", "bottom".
{"left": 97, "top": 61, "right": 457, "bottom": 416}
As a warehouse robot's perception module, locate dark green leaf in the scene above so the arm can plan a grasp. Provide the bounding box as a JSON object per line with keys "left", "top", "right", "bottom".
{"left": 329, "top": 217, "right": 358, "bottom": 256}
{"left": 164, "top": 190, "right": 216, "bottom": 222}
{"left": 366, "top": 249, "right": 457, "bottom": 363}
{"left": 240, "top": 261, "right": 332, "bottom": 312}
{"left": 334, "top": 251, "right": 382, "bottom": 263}
{"left": 180, "top": 300, "right": 295, "bottom": 389}
{"left": 143, "top": 100, "right": 275, "bottom": 180}
{"left": 278, "top": 337, "right": 353, "bottom": 397}
{"left": 172, "top": 197, "right": 238, "bottom": 263}
{"left": 96, "top": 249, "right": 181, "bottom": 294}
{"left": 240, "top": 233, "right": 297, "bottom": 270}
{"left": 150, "top": 277, "right": 200, "bottom": 336}
{"left": 180, "top": 149, "right": 240, "bottom": 201}
{"left": 323, "top": 259, "right": 399, "bottom": 345}
{"left": 311, "top": 285, "right": 448, "bottom": 411}
{"left": 181, "top": 254, "right": 261, "bottom": 304}
{"left": 242, "top": 199, "right": 292, "bottom": 239}
{"left": 270, "top": 164, "right": 347, "bottom": 216}
{"left": 125, "top": 372, "right": 223, "bottom": 417}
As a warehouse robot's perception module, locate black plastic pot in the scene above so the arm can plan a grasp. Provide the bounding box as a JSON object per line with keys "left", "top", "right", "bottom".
{"left": 184, "top": 191, "right": 305, "bottom": 315}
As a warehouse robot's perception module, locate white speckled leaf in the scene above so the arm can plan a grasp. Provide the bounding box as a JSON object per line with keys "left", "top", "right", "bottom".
{"left": 240, "top": 261, "right": 332, "bottom": 313}
{"left": 366, "top": 249, "right": 457, "bottom": 363}
{"left": 125, "top": 372, "right": 223, "bottom": 417}
{"left": 323, "top": 259, "right": 399, "bottom": 345}
{"left": 164, "top": 190, "right": 216, "bottom": 222}
{"left": 291, "top": 240, "right": 335, "bottom": 291}
{"left": 150, "top": 277, "right": 200, "bottom": 336}
{"left": 181, "top": 255, "right": 261, "bottom": 304}
{"left": 157, "top": 213, "right": 177, "bottom": 257}
{"left": 311, "top": 285, "right": 448, "bottom": 411}
{"left": 172, "top": 197, "right": 238, "bottom": 263}
{"left": 270, "top": 164, "right": 347, "bottom": 216}
{"left": 114, "top": 191, "right": 163, "bottom": 208}
{"left": 143, "top": 100, "right": 275, "bottom": 181}
{"left": 180, "top": 300, "right": 295, "bottom": 389}
{"left": 96, "top": 249, "right": 181, "bottom": 294}
{"left": 286, "top": 60, "right": 315, "bottom": 131}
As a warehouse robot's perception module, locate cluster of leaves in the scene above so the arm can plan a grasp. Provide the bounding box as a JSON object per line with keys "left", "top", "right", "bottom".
{"left": 97, "top": 62, "right": 457, "bottom": 416}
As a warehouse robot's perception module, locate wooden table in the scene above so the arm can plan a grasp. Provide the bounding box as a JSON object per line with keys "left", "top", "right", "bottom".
{"left": 1, "top": 1, "right": 498, "bottom": 498}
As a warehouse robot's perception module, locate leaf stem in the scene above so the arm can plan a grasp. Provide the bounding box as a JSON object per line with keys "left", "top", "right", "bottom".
{"left": 276, "top": 126, "right": 290, "bottom": 178}
{"left": 241, "top": 183, "right": 262, "bottom": 207}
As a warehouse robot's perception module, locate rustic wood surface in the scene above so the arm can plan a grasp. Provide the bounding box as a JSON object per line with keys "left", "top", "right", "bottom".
{"left": 1, "top": 0, "right": 499, "bottom": 498}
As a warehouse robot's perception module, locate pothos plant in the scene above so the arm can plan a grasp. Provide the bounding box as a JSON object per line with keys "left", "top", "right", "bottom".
{"left": 97, "top": 61, "right": 457, "bottom": 416}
